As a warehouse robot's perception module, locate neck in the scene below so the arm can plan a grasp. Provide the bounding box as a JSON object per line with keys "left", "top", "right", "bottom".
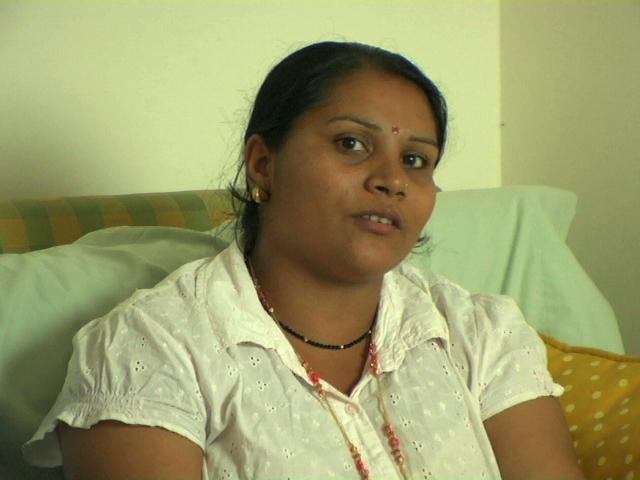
{"left": 248, "top": 242, "right": 383, "bottom": 347}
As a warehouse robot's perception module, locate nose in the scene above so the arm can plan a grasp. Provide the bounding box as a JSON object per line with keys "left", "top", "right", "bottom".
{"left": 366, "top": 156, "right": 408, "bottom": 198}
{"left": 374, "top": 181, "right": 408, "bottom": 197}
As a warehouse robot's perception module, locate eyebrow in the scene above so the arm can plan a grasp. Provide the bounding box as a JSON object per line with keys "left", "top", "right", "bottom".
{"left": 328, "top": 114, "right": 439, "bottom": 147}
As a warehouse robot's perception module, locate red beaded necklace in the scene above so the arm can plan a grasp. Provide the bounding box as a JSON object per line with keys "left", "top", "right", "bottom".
{"left": 246, "top": 259, "right": 411, "bottom": 480}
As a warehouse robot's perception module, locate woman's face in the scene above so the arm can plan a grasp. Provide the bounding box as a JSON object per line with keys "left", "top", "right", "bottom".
{"left": 254, "top": 68, "right": 440, "bottom": 283}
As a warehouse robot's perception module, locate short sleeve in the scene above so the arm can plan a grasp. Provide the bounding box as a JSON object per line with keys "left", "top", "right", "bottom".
{"left": 22, "top": 300, "right": 207, "bottom": 467}
{"left": 471, "top": 294, "right": 564, "bottom": 420}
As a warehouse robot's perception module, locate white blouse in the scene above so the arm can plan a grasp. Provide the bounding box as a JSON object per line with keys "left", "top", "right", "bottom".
{"left": 24, "top": 242, "right": 562, "bottom": 479}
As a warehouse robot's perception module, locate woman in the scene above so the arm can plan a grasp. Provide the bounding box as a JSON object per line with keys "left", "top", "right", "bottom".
{"left": 25, "top": 41, "right": 584, "bottom": 479}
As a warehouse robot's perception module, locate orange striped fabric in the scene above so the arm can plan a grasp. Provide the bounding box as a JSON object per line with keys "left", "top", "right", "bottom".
{"left": 0, "top": 190, "right": 234, "bottom": 254}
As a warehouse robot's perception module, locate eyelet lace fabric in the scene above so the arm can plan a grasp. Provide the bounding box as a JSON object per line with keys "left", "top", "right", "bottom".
{"left": 24, "top": 242, "right": 562, "bottom": 479}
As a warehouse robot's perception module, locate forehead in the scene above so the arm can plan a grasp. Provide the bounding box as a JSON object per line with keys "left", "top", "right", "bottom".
{"left": 306, "top": 68, "right": 436, "bottom": 133}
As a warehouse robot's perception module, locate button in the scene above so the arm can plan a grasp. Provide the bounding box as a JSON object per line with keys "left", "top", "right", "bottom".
{"left": 345, "top": 404, "right": 359, "bottom": 416}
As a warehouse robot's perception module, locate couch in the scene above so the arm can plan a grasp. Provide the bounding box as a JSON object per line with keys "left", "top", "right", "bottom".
{"left": 0, "top": 186, "right": 637, "bottom": 479}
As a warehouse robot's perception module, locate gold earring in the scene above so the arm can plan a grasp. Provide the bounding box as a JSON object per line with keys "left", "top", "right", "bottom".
{"left": 251, "top": 185, "right": 263, "bottom": 204}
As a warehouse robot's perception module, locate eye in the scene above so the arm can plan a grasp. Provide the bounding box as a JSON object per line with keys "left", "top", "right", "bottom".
{"left": 403, "top": 153, "right": 430, "bottom": 169}
{"left": 336, "top": 136, "right": 367, "bottom": 153}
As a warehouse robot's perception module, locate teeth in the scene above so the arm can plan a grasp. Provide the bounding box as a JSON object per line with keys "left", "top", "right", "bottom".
{"left": 364, "top": 214, "right": 393, "bottom": 225}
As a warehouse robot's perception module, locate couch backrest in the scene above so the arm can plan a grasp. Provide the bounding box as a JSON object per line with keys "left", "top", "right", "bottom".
{"left": 0, "top": 190, "right": 234, "bottom": 253}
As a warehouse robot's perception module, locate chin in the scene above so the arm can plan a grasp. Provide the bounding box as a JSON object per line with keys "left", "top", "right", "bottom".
{"left": 326, "top": 237, "right": 415, "bottom": 281}
{"left": 349, "top": 250, "right": 408, "bottom": 278}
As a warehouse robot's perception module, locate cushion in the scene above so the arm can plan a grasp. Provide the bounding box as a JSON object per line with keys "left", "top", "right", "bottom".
{"left": 410, "top": 185, "right": 624, "bottom": 353}
{"left": 543, "top": 334, "right": 640, "bottom": 480}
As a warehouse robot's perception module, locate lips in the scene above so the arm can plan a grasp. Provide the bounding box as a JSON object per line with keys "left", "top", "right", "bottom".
{"left": 362, "top": 214, "right": 393, "bottom": 225}
{"left": 354, "top": 207, "right": 404, "bottom": 229}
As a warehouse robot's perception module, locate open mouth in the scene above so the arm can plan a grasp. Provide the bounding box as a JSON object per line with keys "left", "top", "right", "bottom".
{"left": 362, "top": 214, "right": 394, "bottom": 225}
{"left": 355, "top": 208, "right": 404, "bottom": 232}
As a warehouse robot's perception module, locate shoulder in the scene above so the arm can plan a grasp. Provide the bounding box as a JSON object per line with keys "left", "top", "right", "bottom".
{"left": 81, "top": 255, "right": 213, "bottom": 326}
{"left": 392, "top": 261, "right": 521, "bottom": 333}
{"left": 391, "top": 261, "right": 544, "bottom": 369}
{"left": 74, "top": 241, "right": 276, "bottom": 358}
{"left": 71, "top": 247, "right": 235, "bottom": 361}
{"left": 393, "top": 263, "right": 561, "bottom": 417}
{"left": 130, "top": 254, "right": 218, "bottom": 307}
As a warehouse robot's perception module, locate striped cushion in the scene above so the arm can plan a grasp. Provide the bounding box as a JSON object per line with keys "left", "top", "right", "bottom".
{"left": 0, "top": 190, "right": 234, "bottom": 254}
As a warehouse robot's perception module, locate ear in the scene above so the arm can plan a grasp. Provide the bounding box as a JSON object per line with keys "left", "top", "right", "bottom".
{"left": 245, "top": 134, "right": 275, "bottom": 192}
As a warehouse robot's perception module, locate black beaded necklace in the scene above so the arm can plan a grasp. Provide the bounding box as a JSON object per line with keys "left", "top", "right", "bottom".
{"left": 274, "top": 316, "right": 374, "bottom": 350}
{"left": 246, "top": 257, "right": 374, "bottom": 350}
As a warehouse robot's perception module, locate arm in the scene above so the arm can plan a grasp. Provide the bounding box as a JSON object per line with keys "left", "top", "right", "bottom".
{"left": 484, "top": 396, "right": 585, "bottom": 480}
{"left": 58, "top": 420, "right": 204, "bottom": 480}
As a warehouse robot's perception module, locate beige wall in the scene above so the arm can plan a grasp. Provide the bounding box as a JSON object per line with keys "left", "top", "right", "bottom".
{"left": 501, "top": 1, "right": 640, "bottom": 353}
{"left": 0, "top": 0, "right": 501, "bottom": 198}
{"left": 2, "top": 1, "right": 637, "bottom": 352}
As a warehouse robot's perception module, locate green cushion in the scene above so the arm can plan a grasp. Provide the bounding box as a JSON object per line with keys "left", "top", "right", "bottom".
{"left": 409, "top": 186, "right": 623, "bottom": 354}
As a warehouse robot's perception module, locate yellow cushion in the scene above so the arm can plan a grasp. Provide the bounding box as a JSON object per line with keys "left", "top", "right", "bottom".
{"left": 543, "top": 334, "right": 640, "bottom": 480}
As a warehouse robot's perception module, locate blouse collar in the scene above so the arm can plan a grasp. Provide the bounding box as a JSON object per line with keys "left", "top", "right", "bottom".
{"left": 202, "top": 241, "right": 451, "bottom": 381}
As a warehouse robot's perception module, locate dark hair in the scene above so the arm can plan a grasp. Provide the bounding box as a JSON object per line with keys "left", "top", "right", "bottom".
{"left": 229, "top": 41, "right": 448, "bottom": 253}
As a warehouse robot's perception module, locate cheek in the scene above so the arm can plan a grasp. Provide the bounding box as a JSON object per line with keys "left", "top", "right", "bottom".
{"left": 425, "top": 195, "right": 437, "bottom": 219}
{"left": 279, "top": 158, "right": 355, "bottom": 201}
{"left": 411, "top": 190, "right": 437, "bottom": 228}
{"left": 271, "top": 163, "right": 347, "bottom": 220}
